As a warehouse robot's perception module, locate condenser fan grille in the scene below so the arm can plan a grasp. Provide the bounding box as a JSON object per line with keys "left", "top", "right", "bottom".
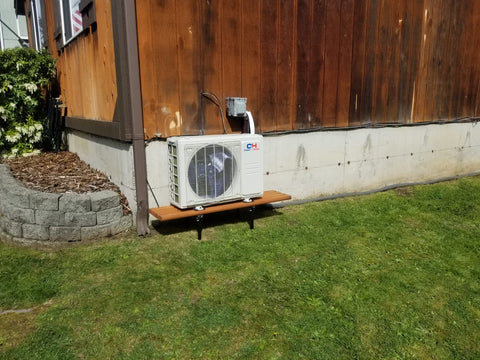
{"left": 187, "top": 144, "right": 236, "bottom": 198}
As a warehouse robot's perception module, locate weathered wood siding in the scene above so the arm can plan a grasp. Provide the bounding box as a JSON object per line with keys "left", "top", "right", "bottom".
{"left": 40, "top": 0, "right": 117, "bottom": 121}
{"left": 137, "top": 0, "right": 480, "bottom": 138}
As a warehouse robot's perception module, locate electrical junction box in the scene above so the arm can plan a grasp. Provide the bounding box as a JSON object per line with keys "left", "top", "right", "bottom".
{"left": 226, "top": 97, "right": 247, "bottom": 117}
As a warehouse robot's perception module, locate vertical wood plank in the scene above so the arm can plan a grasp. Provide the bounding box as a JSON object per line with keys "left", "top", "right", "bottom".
{"left": 372, "top": 0, "right": 390, "bottom": 123}
{"left": 201, "top": 0, "right": 224, "bottom": 134}
{"left": 176, "top": 0, "right": 201, "bottom": 134}
{"left": 241, "top": 0, "right": 261, "bottom": 129}
{"left": 395, "top": 0, "right": 408, "bottom": 123}
{"left": 322, "top": 0, "right": 341, "bottom": 126}
{"left": 447, "top": 1, "right": 466, "bottom": 120}
{"left": 83, "top": 35, "right": 96, "bottom": 118}
{"left": 385, "top": 0, "right": 402, "bottom": 124}
{"left": 433, "top": 0, "right": 454, "bottom": 121}
{"left": 336, "top": 0, "right": 354, "bottom": 127}
{"left": 136, "top": 0, "right": 156, "bottom": 137}
{"left": 222, "top": 0, "right": 242, "bottom": 132}
{"left": 92, "top": 0, "right": 116, "bottom": 122}
{"left": 295, "top": 0, "right": 313, "bottom": 129}
{"left": 461, "top": 1, "right": 478, "bottom": 117}
{"left": 258, "top": 0, "right": 278, "bottom": 132}
{"left": 472, "top": 1, "right": 480, "bottom": 117}
{"left": 309, "top": 0, "right": 327, "bottom": 128}
{"left": 413, "top": 0, "right": 433, "bottom": 122}
{"left": 424, "top": 0, "right": 446, "bottom": 121}
{"left": 362, "top": 0, "right": 379, "bottom": 124}
{"left": 401, "top": 0, "right": 423, "bottom": 123}
{"left": 275, "top": 0, "right": 296, "bottom": 130}
{"left": 349, "top": 0, "right": 368, "bottom": 126}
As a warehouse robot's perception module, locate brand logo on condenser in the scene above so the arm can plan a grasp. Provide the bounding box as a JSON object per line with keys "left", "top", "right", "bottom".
{"left": 245, "top": 143, "right": 260, "bottom": 151}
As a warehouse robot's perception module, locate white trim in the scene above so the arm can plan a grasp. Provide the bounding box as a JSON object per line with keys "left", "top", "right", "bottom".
{"left": 0, "top": 12, "right": 5, "bottom": 50}
{"left": 58, "top": 0, "right": 66, "bottom": 46}
{"left": 16, "top": 16, "right": 29, "bottom": 40}
{"left": 34, "top": 0, "right": 44, "bottom": 47}
{"left": 30, "top": 0, "right": 39, "bottom": 49}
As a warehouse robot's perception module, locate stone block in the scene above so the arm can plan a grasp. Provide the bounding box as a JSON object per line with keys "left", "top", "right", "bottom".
{"left": 96, "top": 205, "right": 123, "bottom": 225}
{"left": 4, "top": 202, "right": 35, "bottom": 223}
{"left": 49, "top": 226, "right": 81, "bottom": 242}
{"left": 0, "top": 216, "right": 22, "bottom": 237}
{"left": 4, "top": 184, "right": 31, "bottom": 208}
{"left": 59, "top": 194, "right": 91, "bottom": 213}
{"left": 64, "top": 212, "right": 97, "bottom": 227}
{"left": 90, "top": 191, "right": 120, "bottom": 211}
{"left": 22, "top": 224, "right": 49, "bottom": 241}
{"left": 30, "top": 191, "right": 60, "bottom": 211}
{"left": 81, "top": 224, "right": 111, "bottom": 241}
{"left": 111, "top": 214, "right": 133, "bottom": 235}
{"left": 35, "top": 210, "right": 65, "bottom": 226}
{"left": 0, "top": 228, "right": 13, "bottom": 242}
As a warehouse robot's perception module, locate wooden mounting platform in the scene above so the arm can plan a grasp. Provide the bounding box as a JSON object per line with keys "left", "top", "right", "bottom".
{"left": 149, "top": 190, "right": 291, "bottom": 239}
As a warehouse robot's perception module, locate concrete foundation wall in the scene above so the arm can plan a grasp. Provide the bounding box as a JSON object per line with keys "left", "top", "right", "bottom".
{"left": 263, "top": 122, "right": 480, "bottom": 199}
{"left": 67, "top": 122, "right": 480, "bottom": 218}
{"left": 145, "top": 122, "right": 480, "bottom": 209}
{"left": 67, "top": 130, "right": 136, "bottom": 211}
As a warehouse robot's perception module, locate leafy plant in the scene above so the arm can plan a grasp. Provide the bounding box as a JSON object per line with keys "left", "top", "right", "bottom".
{"left": 0, "top": 48, "right": 56, "bottom": 157}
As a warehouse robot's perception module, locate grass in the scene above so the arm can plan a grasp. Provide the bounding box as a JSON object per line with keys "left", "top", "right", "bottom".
{"left": 1, "top": 177, "right": 480, "bottom": 359}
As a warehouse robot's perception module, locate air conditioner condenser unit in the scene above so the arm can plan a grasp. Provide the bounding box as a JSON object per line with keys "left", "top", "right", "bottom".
{"left": 167, "top": 134, "right": 264, "bottom": 209}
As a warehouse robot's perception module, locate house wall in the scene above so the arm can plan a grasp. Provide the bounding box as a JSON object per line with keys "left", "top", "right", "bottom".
{"left": 39, "top": 0, "right": 117, "bottom": 121}
{"left": 31, "top": 1, "right": 480, "bottom": 226}
{"left": 136, "top": 0, "right": 480, "bottom": 139}
{"left": 0, "top": 1, "right": 28, "bottom": 49}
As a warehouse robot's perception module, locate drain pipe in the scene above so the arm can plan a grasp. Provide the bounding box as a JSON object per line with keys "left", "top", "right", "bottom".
{"left": 121, "top": 0, "right": 150, "bottom": 236}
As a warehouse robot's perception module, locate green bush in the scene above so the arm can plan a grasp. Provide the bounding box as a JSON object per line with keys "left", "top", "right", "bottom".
{"left": 0, "top": 48, "right": 56, "bottom": 157}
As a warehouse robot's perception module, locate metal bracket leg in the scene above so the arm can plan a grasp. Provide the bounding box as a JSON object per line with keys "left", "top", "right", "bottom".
{"left": 195, "top": 215, "right": 204, "bottom": 240}
{"left": 248, "top": 206, "right": 255, "bottom": 230}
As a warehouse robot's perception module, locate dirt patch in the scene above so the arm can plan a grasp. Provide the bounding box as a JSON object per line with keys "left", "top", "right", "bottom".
{"left": 2, "top": 152, "right": 131, "bottom": 214}
{"left": 395, "top": 186, "right": 414, "bottom": 197}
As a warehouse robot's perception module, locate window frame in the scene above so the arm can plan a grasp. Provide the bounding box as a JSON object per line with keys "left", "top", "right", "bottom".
{"left": 29, "top": 0, "right": 46, "bottom": 50}
{"left": 53, "top": 0, "right": 96, "bottom": 50}
{"left": 59, "top": 0, "right": 82, "bottom": 46}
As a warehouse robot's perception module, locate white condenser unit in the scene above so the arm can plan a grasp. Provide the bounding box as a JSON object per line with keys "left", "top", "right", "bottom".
{"left": 168, "top": 134, "right": 263, "bottom": 209}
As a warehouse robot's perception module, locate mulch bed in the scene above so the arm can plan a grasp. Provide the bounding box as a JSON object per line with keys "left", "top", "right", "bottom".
{"left": 2, "top": 152, "right": 131, "bottom": 215}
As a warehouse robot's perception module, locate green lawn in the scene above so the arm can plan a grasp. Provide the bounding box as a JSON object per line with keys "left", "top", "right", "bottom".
{"left": 1, "top": 177, "right": 480, "bottom": 359}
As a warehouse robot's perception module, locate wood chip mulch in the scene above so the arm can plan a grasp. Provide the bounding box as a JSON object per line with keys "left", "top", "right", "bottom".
{"left": 2, "top": 151, "right": 131, "bottom": 215}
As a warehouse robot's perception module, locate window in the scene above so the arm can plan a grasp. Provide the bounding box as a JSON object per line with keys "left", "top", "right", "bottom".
{"left": 16, "top": 15, "right": 29, "bottom": 42}
{"left": 53, "top": 0, "right": 96, "bottom": 50}
{"left": 59, "top": 0, "right": 82, "bottom": 45}
{"left": 29, "top": 0, "right": 47, "bottom": 50}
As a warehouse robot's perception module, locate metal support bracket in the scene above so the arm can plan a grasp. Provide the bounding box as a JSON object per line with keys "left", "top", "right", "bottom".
{"left": 195, "top": 215, "right": 204, "bottom": 240}
{"left": 248, "top": 206, "right": 256, "bottom": 230}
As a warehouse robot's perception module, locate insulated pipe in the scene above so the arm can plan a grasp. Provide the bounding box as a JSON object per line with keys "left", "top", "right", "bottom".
{"left": 246, "top": 111, "right": 255, "bottom": 134}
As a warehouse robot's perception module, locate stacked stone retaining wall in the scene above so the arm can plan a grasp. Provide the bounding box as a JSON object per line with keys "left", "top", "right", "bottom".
{"left": 0, "top": 164, "right": 132, "bottom": 244}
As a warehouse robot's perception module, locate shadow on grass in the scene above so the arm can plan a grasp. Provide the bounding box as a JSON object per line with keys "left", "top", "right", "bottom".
{"left": 151, "top": 205, "right": 285, "bottom": 238}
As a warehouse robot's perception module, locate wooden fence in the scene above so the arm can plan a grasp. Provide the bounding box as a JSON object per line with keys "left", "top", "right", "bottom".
{"left": 136, "top": 0, "right": 480, "bottom": 138}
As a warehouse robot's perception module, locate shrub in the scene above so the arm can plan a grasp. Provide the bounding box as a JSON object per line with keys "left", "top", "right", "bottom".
{"left": 0, "top": 47, "right": 56, "bottom": 157}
